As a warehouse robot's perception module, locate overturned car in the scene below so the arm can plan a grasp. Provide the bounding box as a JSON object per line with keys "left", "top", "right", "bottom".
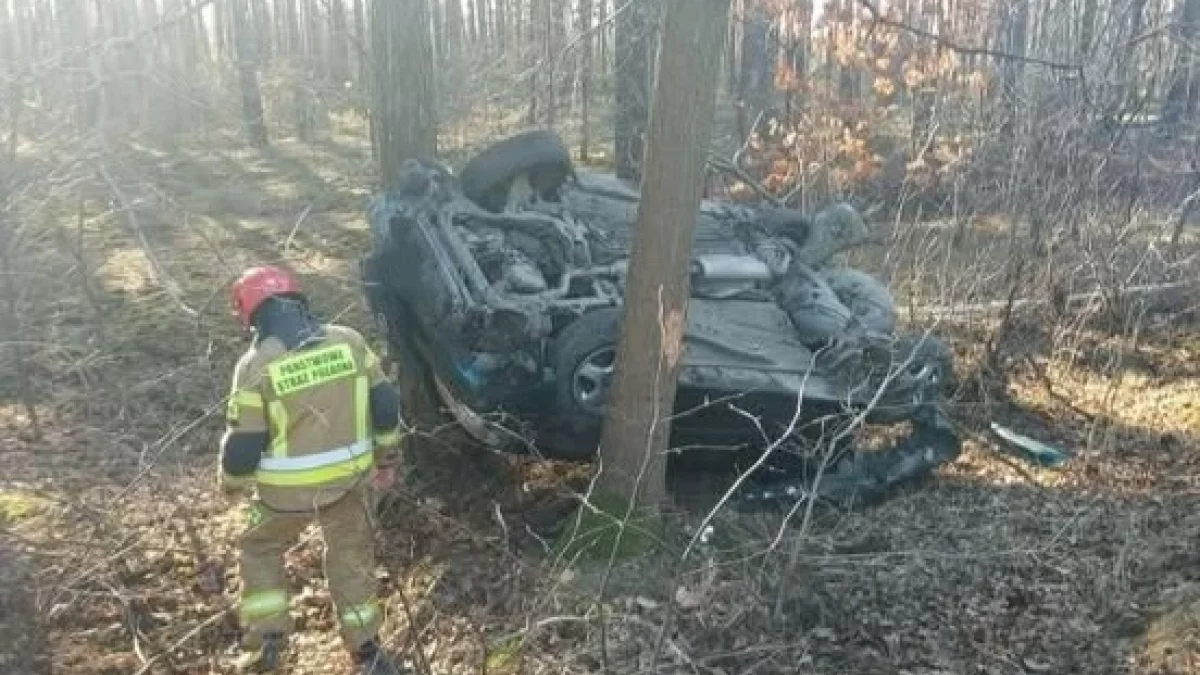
{"left": 361, "top": 130, "right": 961, "bottom": 506}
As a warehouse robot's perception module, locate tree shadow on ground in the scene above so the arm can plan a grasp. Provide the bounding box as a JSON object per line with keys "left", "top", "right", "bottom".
{"left": 0, "top": 513, "right": 51, "bottom": 674}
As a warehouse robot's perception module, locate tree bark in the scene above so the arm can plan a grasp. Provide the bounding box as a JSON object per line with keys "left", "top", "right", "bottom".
{"left": 598, "top": 0, "right": 731, "bottom": 509}
{"left": 495, "top": 0, "right": 507, "bottom": 47}
{"left": 614, "top": 0, "right": 658, "bottom": 181}
{"left": 1163, "top": 0, "right": 1200, "bottom": 132}
{"left": 474, "top": 0, "right": 488, "bottom": 42}
{"left": 370, "top": 0, "right": 438, "bottom": 187}
{"left": 1077, "top": 0, "right": 1097, "bottom": 59}
{"left": 545, "top": 0, "right": 563, "bottom": 127}
{"left": 579, "top": 0, "right": 593, "bottom": 161}
{"left": 233, "top": 0, "right": 269, "bottom": 147}
{"left": 353, "top": 0, "right": 367, "bottom": 108}
{"left": 329, "top": 0, "right": 350, "bottom": 85}
{"left": 597, "top": 0, "right": 608, "bottom": 72}
{"left": 444, "top": 0, "right": 464, "bottom": 64}
{"left": 999, "top": 0, "right": 1028, "bottom": 143}
{"left": 736, "top": 0, "right": 773, "bottom": 141}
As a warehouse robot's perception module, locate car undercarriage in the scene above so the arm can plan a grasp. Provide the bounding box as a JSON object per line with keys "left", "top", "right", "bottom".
{"left": 361, "top": 130, "right": 962, "bottom": 507}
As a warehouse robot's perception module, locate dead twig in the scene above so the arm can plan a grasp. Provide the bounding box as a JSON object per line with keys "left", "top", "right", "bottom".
{"left": 706, "top": 153, "right": 784, "bottom": 207}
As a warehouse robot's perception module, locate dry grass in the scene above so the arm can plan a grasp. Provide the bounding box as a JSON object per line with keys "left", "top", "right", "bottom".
{"left": 1, "top": 123, "right": 1199, "bottom": 675}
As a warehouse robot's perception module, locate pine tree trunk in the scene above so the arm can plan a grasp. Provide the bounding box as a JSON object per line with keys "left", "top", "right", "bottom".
{"left": 546, "top": 0, "right": 563, "bottom": 127}
{"left": 526, "top": 0, "right": 541, "bottom": 124}
{"left": 579, "top": 0, "right": 593, "bottom": 161}
{"left": 474, "top": 0, "right": 488, "bottom": 42}
{"left": 614, "top": 0, "right": 658, "bottom": 181}
{"left": 329, "top": 0, "right": 350, "bottom": 85}
{"left": 999, "top": 0, "right": 1028, "bottom": 143}
{"left": 445, "top": 0, "right": 464, "bottom": 64}
{"left": 598, "top": 0, "right": 732, "bottom": 510}
{"left": 370, "top": 0, "right": 437, "bottom": 187}
{"left": 495, "top": 0, "right": 507, "bottom": 47}
{"left": 213, "top": 0, "right": 230, "bottom": 60}
{"left": 736, "top": 0, "right": 773, "bottom": 141}
{"left": 598, "top": 0, "right": 608, "bottom": 72}
{"left": 354, "top": 0, "right": 367, "bottom": 109}
{"left": 0, "top": 0, "right": 14, "bottom": 142}
{"left": 234, "top": 0, "right": 269, "bottom": 147}
{"left": 192, "top": 0, "right": 211, "bottom": 63}
{"left": 1077, "top": 0, "right": 1097, "bottom": 59}
{"left": 1163, "top": 0, "right": 1200, "bottom": 132}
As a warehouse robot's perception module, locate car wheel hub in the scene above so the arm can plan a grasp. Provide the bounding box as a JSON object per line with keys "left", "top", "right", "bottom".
{"left": 572, "top": 347, "right": 616, "bottom": 412}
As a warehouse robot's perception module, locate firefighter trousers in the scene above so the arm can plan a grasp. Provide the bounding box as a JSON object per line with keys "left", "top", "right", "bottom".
{"left": 237, "top": 485, "right": 383, "bottom": 652}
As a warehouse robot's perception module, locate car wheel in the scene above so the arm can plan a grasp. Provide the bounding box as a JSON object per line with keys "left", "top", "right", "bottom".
{"left": 460, "top": 130, "right": 574, "bottom": 213}
{"left": 894, "top": 333, "right": 955, "bottom": 394}
{"left": 546, "top": 307, "right": 623, "bottom": 460}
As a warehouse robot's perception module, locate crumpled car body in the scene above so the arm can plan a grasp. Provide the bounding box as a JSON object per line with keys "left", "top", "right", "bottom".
{"left": 361, "top": 131, "right": 961, "bottom": 505}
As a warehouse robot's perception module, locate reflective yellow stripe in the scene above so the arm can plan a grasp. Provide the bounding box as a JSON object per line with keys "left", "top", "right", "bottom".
{"left": 340, "top": 600, "right": 381, "bottom": 629}
{"left": 355, "top": 375, "right": 369, "bottom": 443}
{"left": 374, "top": 429, "right": 403, "bottom": 447}
{"left": 234, "top": 390, "right": 264, "bottom": 408}
{"left": 268, "top": 401, "right": 289, "bottom": 458}
{"left": 226, "top": 389, "right": 263, "bottom": 423}
{"left": 255, "top": 451, "right": 375, "bottom": 487}
{"left": 240, "top": 589, "right": 289, "bottom": 622}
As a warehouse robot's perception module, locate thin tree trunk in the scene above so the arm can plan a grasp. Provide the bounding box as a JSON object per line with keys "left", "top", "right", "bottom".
{"left": 546, "top": 0, "right": 563, "bottom": 127}
{"left": 474, "top": 0, "right": 488, "bottom": 42}
{"left": 579, "top": 0, "right": 593, "bottom": 161}
{"left": 598, "top": 0, "right": 732, "bottom": 509}
{"left": 1163, "top": 0, "right": 1200, "bottom": 132}
{"left": 526, "top": 0, "right": 541, "bottom": 124}
{"left": 495, "top": 0, "right": 507, "bottom": 47}
{"left": 193, "top": 0, "right": 211, "bottom": 63}
{"left": 445, "top": 0, "right": 464, "bottom": 64}
{"left": 0, "top": 244, "right": 41, "bottom": 440}
{"left": 999, "top": 0, "right": 1028, "bottom": 143}
{"left": 354, "top": 0, "right": 367, "bottom": 109}
{"left": 466, "top": 0, "right": 478, "bottom": 41}
{"left": 736, "top": 0, "right": 773, "bottom": 141}
{"left": 234, "top": 0, "right": 269, "bottom": 147}
{"left": 329, "top": 0, "right": 350, "bottom": 85}
{"left": 614, "top": 0, "right": 658, "bottom": 181}
{"left": 598, "top": 0, "right": 608, "bottom": 72}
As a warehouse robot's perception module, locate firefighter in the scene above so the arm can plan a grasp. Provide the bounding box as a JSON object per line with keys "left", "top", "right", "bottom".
{"left": 219, "top": 264, "right": 406, "bottom": 674}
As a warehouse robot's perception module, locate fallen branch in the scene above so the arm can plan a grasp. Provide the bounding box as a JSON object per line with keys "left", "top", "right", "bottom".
{"left": 131, "top": 607, "right": 231, "bottom": 675}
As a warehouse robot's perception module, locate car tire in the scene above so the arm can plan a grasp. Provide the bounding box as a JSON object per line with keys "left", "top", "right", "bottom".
{"left": 544, "top": 307, "right": 624, "bottom": 460}
{"left": 460, "top": 130, "right": 574, "bottom": 213}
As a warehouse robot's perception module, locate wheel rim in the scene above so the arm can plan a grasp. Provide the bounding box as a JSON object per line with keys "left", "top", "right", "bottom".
{"left": 572, "top": 347, "right": 616, "bottom": 413}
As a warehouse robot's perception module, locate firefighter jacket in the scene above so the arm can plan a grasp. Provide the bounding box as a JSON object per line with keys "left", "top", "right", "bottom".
{"left": 219, "top": 324, "right": 403, "bottom": 511}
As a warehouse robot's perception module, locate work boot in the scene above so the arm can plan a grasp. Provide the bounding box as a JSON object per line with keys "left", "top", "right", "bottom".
{"left": 353, "top": 638, "right": 408, "bottom": 675}
{"left": 234, "top": 631, "right": 284, "bottom": 672}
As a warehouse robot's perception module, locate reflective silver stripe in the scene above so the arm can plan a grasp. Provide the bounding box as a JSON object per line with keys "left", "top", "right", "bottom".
{"left": 257, "top": 440, "right": 373, "bottom": 472}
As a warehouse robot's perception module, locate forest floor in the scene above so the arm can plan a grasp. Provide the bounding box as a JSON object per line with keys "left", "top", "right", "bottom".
{"left": 2, "top": 116, "right": 1200, "bottom": 675}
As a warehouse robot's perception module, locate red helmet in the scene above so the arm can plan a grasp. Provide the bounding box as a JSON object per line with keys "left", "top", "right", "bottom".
{"left": 231, "top": 265, "right": 304, "bottom": 328}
